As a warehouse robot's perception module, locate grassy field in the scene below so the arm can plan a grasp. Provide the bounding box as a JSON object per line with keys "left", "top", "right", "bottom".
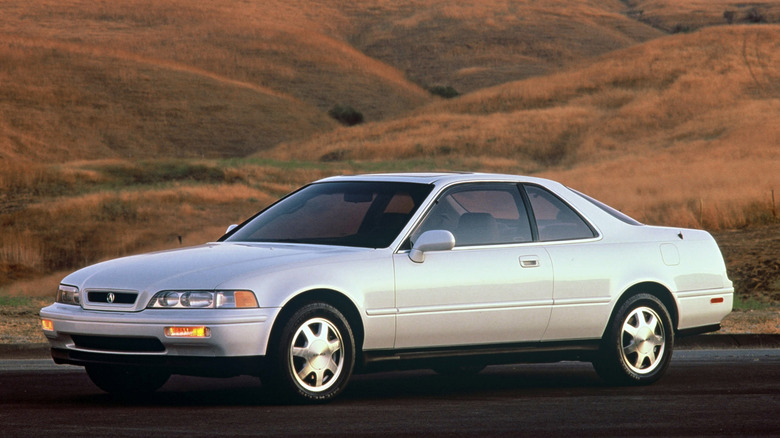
{"left": 0, "top": 0, "right": 778, "bottom": 312}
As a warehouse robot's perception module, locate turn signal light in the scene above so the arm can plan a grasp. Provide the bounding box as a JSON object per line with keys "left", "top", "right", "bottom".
{"left": 165, "top": 326, "right": 211, "bottom": 338}
{"left": 234, "top": 290, "right": 258, "bottom": 308}
{"left": 41, "top": 319, "right": 54, "bottom": 332}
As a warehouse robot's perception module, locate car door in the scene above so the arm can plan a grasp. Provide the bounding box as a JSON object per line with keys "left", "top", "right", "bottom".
{"left": 393, "top": 183, "right": 553, "bottom": 349}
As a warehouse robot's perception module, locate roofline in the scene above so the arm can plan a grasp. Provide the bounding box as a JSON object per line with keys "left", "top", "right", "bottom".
{"left": 315, "top": 172, "right": 557, "bottom": 187}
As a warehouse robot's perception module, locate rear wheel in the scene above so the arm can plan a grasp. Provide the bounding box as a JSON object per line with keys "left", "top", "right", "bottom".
{"left": 85, "top": 364, "right": 170, "bottom": 395}
{"left": 593, "top": 293, "right": 674, "bottom": 385}
{"left": 265, "top": 302, "right": 355, "bottom": 404}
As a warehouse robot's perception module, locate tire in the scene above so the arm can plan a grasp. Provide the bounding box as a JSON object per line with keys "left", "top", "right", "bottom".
{"left": 265, "top": 302, "right": 355, "bottom": 404}
{"left": 593, "top": 293, "right": 674, "bottom": 386}
{"left": 85, "top": 364, "right": 170, "bottom": 395}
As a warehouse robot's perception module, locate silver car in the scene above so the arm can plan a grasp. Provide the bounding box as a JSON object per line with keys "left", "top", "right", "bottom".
{"left": 41, "top": 173, "right": 733, "bottom": 403}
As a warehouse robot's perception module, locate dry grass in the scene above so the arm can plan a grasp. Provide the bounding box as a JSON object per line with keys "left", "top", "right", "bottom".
{"left": 0, "top": 0, "right": 435, "bottom": 162}
{"left": 0, "top": 37, "right": 337, "bottom": 161}
{"left": 264, "top": 25, "right": 780, "bottom": 229}
{"left": 0, "top": 160, "right": 274, "bottom": 287}
{"left": 625, "top": 0, "right": 780, "bottom": 32}
{"left": 345, "top": 0, "right": 663, "bottom": 92}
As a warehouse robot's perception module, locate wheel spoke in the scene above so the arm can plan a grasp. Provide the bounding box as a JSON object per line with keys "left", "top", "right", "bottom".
{"left": 623, "top": 341, "right": 638, "bottom": 357}
{"left": 302, "top": 324, "right": 318, "bottom": 344}
{"left": 623, "top": 318, "right": 638, "bottom": 337}
{"left": 645, "top": 313, "right": 658, "bottom": 332}
{"left": 297, "top": 363, "right": 315, "bottom": 381}
{"left": 312, "top": 369, "right": 326, "bottom": 387}
{"left": 291, "top": 346, "right": 308, "bottom": 358}
{"left": 328, "top": 337, "right": 341, "bottom": 353}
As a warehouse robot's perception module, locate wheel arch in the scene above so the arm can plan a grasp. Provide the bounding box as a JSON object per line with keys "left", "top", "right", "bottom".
{"left": 603, "top": 282, "right": 679, "bottom": 338}
{"left": 267, "top": 289, "right": 365, "bottom": 357}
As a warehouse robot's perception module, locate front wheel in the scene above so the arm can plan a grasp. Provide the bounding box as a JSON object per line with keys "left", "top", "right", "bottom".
{"left": 593, "top": 293, "right": 674, "bottom": 385}
{"left": 265, "top": 302, "right": 355, "bottom": 403}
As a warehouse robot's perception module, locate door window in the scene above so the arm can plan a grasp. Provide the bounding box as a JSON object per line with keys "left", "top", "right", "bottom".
{"left": 414, "top": 184, "right": 533, "bottom": 246}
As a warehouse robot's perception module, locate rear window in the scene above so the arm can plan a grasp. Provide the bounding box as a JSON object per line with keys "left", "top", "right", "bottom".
{"left": 568, "top": 188, "right": 643, "bottom": 226}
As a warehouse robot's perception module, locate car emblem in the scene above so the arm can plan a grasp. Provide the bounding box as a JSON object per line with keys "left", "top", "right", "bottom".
{"left": 107, "top": 293, "right": 115, "bottom": 304}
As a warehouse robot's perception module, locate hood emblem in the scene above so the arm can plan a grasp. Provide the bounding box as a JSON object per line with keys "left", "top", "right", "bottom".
{"left": 107, "top": 293, "right": 116, "bottom": 304}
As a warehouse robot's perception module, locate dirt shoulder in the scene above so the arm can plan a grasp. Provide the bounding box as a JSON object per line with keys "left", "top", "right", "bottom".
{"left": 712, "top": 224, "right": 780, "bottom": 304}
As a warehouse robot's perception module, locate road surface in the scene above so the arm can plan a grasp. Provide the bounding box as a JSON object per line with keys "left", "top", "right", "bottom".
{"left": 1, "top": 349, "right": 778, "bottom": 437}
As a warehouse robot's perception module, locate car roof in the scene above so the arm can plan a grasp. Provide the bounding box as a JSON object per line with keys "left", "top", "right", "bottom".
{"left": 316, "top": 172, "right": 558, "bottom": 187}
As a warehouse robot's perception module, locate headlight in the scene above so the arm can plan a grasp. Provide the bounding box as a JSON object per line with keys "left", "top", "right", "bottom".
{"left": 147, "top": 290, "right": 258, "bottom": 309}
{"left": 56, "top": 285, "right": 80, "bottom": 305}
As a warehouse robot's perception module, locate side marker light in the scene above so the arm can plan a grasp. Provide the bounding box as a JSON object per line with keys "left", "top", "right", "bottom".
{"left": 41, "top": 319, "right": 54, "bottom": 332}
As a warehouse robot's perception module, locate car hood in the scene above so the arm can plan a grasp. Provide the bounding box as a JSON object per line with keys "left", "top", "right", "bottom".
{"left": 62, "top": 242, "right": 368, "bottom": 296}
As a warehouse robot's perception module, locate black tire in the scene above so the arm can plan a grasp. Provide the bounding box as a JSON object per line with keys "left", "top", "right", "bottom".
{"left": 593, "top": 293, "right": 674, "bottom": 385}
{"left": 265, "top": 302, "right": 355, "bottom": 404}
{"left": 85, "top": 364, "right": 170, "bottom": 395}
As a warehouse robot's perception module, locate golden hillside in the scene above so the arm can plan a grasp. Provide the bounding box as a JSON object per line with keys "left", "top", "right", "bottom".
{"left": 347, "top": 0, "right": 663, "bottom": 92}
{"left": 625, "top": 0, "right": 780, "bottom": 32}
{"left": 0, "top": 0, "right": 430, "bottom": 161}
{"left": 0, "top": 0, "right": 672, "bottom": 162}
{"left": 0, "top": 37, "right": 338, "bottom": 162}
{"left": 263, "top": 25, "right": 780, "bottom": 228}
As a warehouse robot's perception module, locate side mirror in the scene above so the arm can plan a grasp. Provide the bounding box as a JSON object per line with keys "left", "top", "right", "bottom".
{"left": 225, "top": 224, "right": 238, "bottom": 234}
{"left": 409, "top": 230, "right": 455, "bottom": 263}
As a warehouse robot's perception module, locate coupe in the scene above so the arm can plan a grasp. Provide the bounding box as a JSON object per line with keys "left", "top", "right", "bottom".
{"left": 41, "top": 173, "right": 733, "bottom": 402}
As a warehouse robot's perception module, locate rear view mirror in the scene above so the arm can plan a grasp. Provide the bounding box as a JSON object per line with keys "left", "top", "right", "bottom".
{"left": 409, "top": 230, "right": 455, "bottom": 263}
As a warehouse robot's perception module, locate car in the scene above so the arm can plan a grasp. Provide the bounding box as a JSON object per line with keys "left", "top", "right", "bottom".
{"left": 40, "top": 173, "right": 733, "bottom": 402}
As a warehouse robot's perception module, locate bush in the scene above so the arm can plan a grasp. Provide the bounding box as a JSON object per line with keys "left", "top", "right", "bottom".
{"left": 746, "top": 8, "right": 766, "bottom": 23}
{"left": 428, "top": 85, "right": 460, "bottom": 99}
{"left": 328, "top": 105, "right": 364, "bottom": 126}
{"left": 671, "top": 23, "right": 694, "bottom": 33}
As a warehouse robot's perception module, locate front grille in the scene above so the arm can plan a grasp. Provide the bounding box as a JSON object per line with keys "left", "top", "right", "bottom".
{"left": 71, "top": 335, "right": 165, "bottom": 352}
{"left": 87, "top": 291, "right": 138, "bottom": 305}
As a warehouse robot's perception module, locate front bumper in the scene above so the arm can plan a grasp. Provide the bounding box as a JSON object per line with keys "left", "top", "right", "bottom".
{"left": 40, "top": 303, "right": 280, "bottom": 375}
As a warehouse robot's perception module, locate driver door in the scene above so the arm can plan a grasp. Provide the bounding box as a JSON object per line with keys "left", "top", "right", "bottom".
{"left": 393, "top": 183, "right": 553, "bottom": 349}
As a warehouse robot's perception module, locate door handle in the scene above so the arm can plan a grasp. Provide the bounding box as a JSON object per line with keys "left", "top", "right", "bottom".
{"left": 519, "top": 256, "right": 540, "bottom": 268}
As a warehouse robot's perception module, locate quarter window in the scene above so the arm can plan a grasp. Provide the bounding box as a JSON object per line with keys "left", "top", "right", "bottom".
{"left": 523, "top": 185, "right": 596, "bottom": 241}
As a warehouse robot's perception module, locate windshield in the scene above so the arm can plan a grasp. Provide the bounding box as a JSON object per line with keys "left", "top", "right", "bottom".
{"left": 223, "top": 181, "right": 433, "bottom": 248}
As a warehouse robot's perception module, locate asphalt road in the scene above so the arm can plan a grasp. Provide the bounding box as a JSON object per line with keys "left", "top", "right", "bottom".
{"left": 1, "top": 349, "right": 778, "bottom": 437}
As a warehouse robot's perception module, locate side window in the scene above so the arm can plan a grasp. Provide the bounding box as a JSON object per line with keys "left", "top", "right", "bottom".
{"left": 523, "top": 185, "right": 595, "bottom": 241}
{"left": 413, "top": 184, "right": 533, "bottom": 247}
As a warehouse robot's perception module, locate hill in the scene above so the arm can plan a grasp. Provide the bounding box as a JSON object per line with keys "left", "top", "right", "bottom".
{"left": 262, "top": 25, "right": 780, "bottom": 228}
{"left": 0, "top": 37, "right": 338, "bottom": 162}
{"left": 346, "top": 0, "right": 664, "bottom": 93}
{"left": 623, "top": 0, "right": 780, "bottom": 32}
{"left": 0, "top": 0, "right": 431, "bottom": 161}
{"left": 0, "top": 0, "right": 670, "bottom": 162}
